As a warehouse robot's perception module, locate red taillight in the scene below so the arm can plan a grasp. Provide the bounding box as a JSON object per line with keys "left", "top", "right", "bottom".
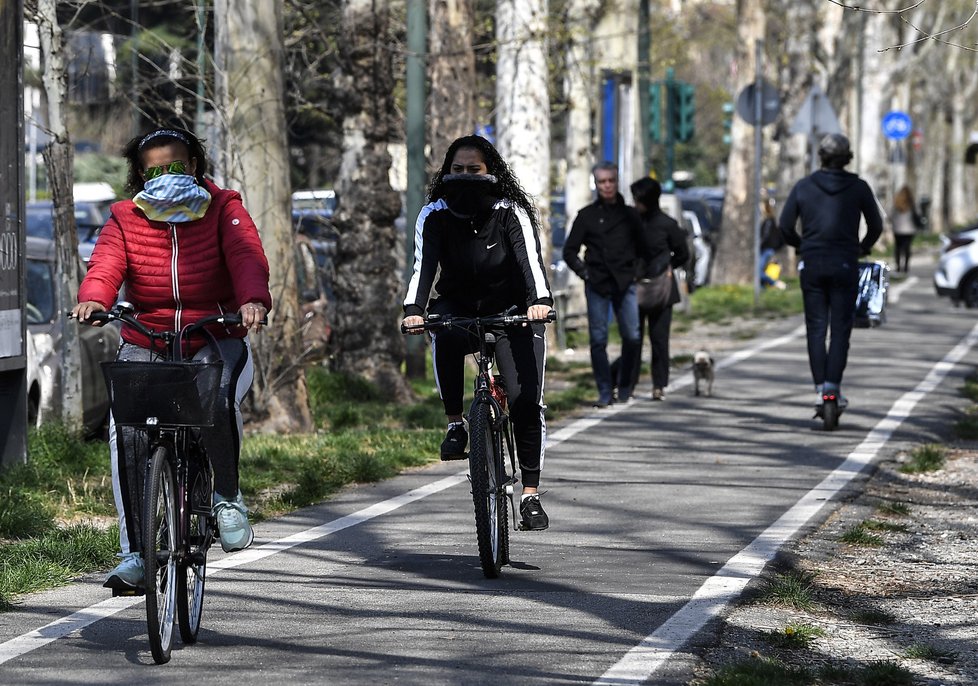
{"left": 945, "top": 236, "right": 974, "bottom": 253}
{"left": 823, "top": 393, "right": 836, "bottom": 401}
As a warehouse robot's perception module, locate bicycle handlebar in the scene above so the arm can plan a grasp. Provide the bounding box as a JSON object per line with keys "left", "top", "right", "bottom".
{"left": 71, "top": 304, "right": 262, "bottom": 338}
{"left": 400, "top": 309, "right": 557, "bottom": 335}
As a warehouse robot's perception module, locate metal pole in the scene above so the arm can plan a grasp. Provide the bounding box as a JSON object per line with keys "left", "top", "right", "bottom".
{"left": 665, "top": 67, "right": 675, "bottom": 189}
{"left": 637, "top": 0, "right": 651, "bottom": 173}
{"left": 130, "top": 0, "right": 139, "bottom": 135}
{"left": 404, "top": 0, "right": 427, "bottom": 378}
{"left": 752, "top": 40, "right": 763, "bottom": 307}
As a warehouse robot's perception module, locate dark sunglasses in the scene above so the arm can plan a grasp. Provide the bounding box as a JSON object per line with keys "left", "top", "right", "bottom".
{"left": 143, "top": 160, "right": 189, "bottom": 180}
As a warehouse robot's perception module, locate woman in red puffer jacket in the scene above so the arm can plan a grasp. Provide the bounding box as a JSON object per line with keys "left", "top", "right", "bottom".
{"left": 72, "top": 126, "right": 272, "bottom": 592}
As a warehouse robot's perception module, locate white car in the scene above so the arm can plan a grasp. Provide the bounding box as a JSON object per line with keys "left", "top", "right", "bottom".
{"left": 683, "top": 209, "right": 713, "bottom": 288}
{"left": 934, "top": 224, "right": 978, "bottom": 307}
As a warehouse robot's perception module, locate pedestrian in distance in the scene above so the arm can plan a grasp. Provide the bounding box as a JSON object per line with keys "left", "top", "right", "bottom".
{"left": 890, "top": 184, "right": 922, "bottom": 273}
{"left": 759, "top": 197, "right": 787, "bottom": 290}
{"left": 779, "top": 133, "right": 884, "bottom": 415}
{"left": 562, "top": 162, "right": 651, "bottom": 407}
{"left": 627, "top": 176, "right": 689, "bottom": 401}
{"left": 401, "top": 134, "right": 554, "bottom": 531}
{"left": 72, "top": 126, "right": 272, "bottom": 591}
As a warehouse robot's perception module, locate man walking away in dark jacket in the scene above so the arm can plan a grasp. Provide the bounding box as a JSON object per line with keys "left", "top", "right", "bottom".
{"left": 563, "top": 162, "right": 649, "bottom": 407}
{"left": 779, "top": 133, "right": 884, "bottom": 415}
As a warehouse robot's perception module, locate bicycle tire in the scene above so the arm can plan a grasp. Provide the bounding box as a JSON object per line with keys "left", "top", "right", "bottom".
{"left": 823, "top": 399, "right": 839, "bottom": 431}
{"left": 177, "top": 456, "right": 212, "bottom": 644}
{"left": 469, "top": 402, "right": 506, "bottom": 578}
{"left": 498, "top": 419, "right": 513, "bottom": 564}
{"left": 143, "top": 445, "right": 178, "bottom": 664}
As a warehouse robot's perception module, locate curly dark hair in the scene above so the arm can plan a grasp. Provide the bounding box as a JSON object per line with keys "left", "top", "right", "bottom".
{"left": 427, "top": 135, "right": 540, "bottom": 232}
{"left": 122, "top": 127, "right": 208, "bottom": 197}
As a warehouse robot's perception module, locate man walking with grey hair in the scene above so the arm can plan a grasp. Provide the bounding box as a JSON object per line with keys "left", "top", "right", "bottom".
{"left": 563, "top": 162, "right": 649, "bottom": 407}
{"left": 779, "top": 133, "right": 884, "bottom": 417}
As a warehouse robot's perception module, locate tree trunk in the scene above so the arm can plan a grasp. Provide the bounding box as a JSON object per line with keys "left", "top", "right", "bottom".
{"left": 428, "top": 0, "right": 476, "bottom": 166}
{"left": 215, "top": 0, "right": 312, "bottom": 432}
{"left": 35, "top": 0, "right": 83, "bottom": 430}
{"left": 714, "top": 0, "right": 765, "bottom": 286}
{"left": 495, "top": 0, "right": 551, "bottom": 247}
{"left": 331, "top": 0, "right": 412, "bottom": 400}
{"left": 561, "top": 0, "right": 601, "bottom": 327}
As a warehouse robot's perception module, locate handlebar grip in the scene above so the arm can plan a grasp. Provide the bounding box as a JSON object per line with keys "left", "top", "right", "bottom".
{"left": 70, "top": 310, "right": 113, "bottom": 324}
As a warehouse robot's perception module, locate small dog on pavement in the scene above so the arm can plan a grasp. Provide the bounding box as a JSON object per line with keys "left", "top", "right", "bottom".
{"left": 693, "top": 350, "right": 715, "bottom": 397}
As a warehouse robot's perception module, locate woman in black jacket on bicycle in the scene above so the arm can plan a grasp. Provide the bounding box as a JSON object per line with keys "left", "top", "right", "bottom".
{"left": 402, "top": 135, "right": 554, "bottom": 530}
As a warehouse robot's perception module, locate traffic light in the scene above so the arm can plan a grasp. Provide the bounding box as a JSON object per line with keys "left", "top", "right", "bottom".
{"left": 669, "top": 81, "right": 696, "bottom": 143}
{"left": 722, "top": 101, "right": 734, "bottom": 145}
{"left": 649, "top": 82, "right": 663, "bottom": 144}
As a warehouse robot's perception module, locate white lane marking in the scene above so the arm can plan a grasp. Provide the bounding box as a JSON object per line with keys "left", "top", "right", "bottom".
{"left": 0, "top": 473, "right": 468, "bottom": 665}
{"left": 888, "top": 275, "right": 918, "bottom": 304}
{"left": 593, "top": 318, "right": 978, "bottom": 685}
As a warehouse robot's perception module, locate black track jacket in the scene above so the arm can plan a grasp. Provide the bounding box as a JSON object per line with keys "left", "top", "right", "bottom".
{"left": 403, "top": 198, "right": 553, "bottom": 317}
{"left": 778, "top": 169, "right": 884, "bottom": 261}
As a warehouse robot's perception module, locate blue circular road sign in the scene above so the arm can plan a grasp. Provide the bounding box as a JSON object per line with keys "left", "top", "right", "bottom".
{"left": 882, "top": 111, "right": 912, "bottom": 140}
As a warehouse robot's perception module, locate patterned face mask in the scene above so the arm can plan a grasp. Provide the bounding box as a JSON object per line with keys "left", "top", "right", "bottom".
{"left": 133, "top": 173, "right": 212, "bottom": 223}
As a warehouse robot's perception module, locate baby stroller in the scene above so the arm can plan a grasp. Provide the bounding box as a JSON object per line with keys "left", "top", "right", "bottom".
{"left": 854, "top": 261, "right": 890, "bottom": 328}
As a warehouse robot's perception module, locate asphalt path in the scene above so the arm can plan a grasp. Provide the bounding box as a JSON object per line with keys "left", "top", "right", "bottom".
{"left": 1, "top": 265, "right": 976, "bottom": 685}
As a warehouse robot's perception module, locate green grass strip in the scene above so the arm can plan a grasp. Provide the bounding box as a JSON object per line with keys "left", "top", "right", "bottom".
{"left": 0, "top": 525, "right": 118, "bottom": 611}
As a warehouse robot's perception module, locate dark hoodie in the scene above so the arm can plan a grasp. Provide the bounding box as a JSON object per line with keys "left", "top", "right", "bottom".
{"left": 778, "top": 169, "right": 884, "bottom": 261}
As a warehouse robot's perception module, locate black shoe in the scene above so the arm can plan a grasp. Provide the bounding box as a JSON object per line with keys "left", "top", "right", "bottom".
{"left": 440, "top": 424, "right": 468, "bottom": 461}
{"left": 520, "top": 494, "right": 549, "bottom": 531}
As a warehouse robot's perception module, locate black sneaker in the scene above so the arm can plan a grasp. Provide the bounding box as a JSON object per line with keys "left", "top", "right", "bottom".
{"left": 440, "top": 424, "right": 468, "bottom": 461}
{"left": 520, "top": 494, "right": 549, "bottom": 531}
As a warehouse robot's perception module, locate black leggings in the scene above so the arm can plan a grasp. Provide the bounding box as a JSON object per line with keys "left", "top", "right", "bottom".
{"left": 431, "top": 318, "right": 547, "bottom": 489}
{"left": 633, "top": 305, "right": 673, "bottom": 390}
{"left": 894, "top": 234, "right": 914, "bottom": 272}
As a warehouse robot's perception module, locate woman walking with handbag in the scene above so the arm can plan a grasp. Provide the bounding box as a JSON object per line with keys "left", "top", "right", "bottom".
{"left": 630, "top": 177, "right": 689, "bottom": 400}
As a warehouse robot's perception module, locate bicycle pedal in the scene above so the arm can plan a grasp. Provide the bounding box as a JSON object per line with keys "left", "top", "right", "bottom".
{"left": 440, "top": 451, "right": 468, "bottom": 462}
{"left": 109, "top": 586, "right": 145, "bottom": 597}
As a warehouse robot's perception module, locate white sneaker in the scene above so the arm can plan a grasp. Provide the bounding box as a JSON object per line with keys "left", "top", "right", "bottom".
{"left": 213, "top": 491, "right": 254, "bottom": 553}
{"left": 104, "top": 552, "right": 144, "bottom": 590}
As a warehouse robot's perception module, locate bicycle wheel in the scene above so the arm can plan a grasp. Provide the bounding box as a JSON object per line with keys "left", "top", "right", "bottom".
{"left": 469, "top": 402, "right": 506, "bottom": 578}
{"left": 143, "top": 445, "right": 178, "bottom": 664}
{"left": 177, "top": 456, "right": 212, "bottom": 644}
{"left": 497, "top": 419, "right": 512, "bottom": 564}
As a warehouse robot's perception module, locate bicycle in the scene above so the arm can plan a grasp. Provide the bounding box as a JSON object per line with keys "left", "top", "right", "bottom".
{"left": 402, "top": 309, "right": 555, "bottom": 578}
{"left": 77, "top": 301, "right": 248, "bottom": 664}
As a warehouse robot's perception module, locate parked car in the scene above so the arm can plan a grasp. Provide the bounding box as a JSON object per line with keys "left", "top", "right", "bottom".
{"left": 26, "top": 181, "right": 116, "bottom": 246}
{"left": 26, "top": 329, "right": 40, "bottom": 428}
{"left": 292, "top": 189, "right": 338, "bottom": 219}
{"left": 293, "top": 213, "right": 338, "bottom": 360}
{"left": 934, "top": 222, "right": 978, "bottom": 307}
{"left": 683, "top": 209, "right": 713, "bottom": 288}
{"left": 26, "top": 236, "right": 120, "bottom": 435}
{"left": 677, "top": 187, "right": 724, "bottom": 246}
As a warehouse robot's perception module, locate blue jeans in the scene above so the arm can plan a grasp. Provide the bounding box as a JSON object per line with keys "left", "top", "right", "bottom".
{"left": 586, "top": 282, "right": 641, "bottom": 401}
{"left": 759, "top": 248, "right": 776, "bottom": 287}
{"left": 799, "top": 256, "right": 859, "bottom": 388}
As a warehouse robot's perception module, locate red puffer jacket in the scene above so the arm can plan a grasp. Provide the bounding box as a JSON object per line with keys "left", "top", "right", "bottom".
{"left": 79, "top": 180, "right": 272, "bottom": 353}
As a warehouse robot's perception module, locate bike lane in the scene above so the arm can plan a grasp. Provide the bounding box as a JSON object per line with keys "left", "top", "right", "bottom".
{"left": 1, "top": 274, "right": 974, "bottom": 684}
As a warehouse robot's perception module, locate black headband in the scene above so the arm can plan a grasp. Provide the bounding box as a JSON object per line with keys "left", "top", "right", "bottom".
{"left": 138, "top": 129, "right": 191, "bottom": 150}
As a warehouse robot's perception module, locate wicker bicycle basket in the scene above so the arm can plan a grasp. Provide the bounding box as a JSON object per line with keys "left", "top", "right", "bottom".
{"left": 101, "top": 360, "right": 224, "bottom": 427}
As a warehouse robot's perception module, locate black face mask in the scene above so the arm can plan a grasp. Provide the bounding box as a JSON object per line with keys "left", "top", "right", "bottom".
{"left": 441, "top": 174, "right": 499, "bottom": 217}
